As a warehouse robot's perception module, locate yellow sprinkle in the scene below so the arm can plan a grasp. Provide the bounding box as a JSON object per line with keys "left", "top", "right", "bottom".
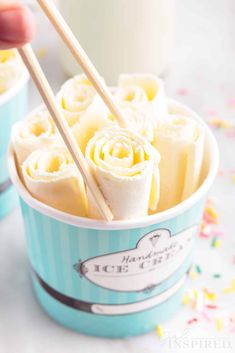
{"left": 36, "top": 48, "right": 47, "bottom": 60}
{"left": 206, "top": 292, "right": 217, "bottom": 301}
{"left": 156, "top": 325, "right": 164, "bottom": 338}
{"left": 214, "top": 239, "right": 222, "bottom": 248}
{"left": 191, "top": 289, "right": 198, "bottom": 309}
{"left": 223, "top": 279, "right": 235, "bottom": 294}
{"left": 189, "top": 270, "right": 197, "bottom": 280}
{"left": 182, "top": 294, "right": 190, "bottom": 305}
{"left": 232, "top": 175, "right": 235, "bottom": 182}
{"left": 223, "top": 285, "right": 235, "bottom": 294}
{"left": 210, "top": 118, "right": 232, "bottom": 129}
{"left": 206, "top": 206, "right": 219, "bottom": 223}
{"left": 216, "top": 319, "right": 223, "bottom": 332}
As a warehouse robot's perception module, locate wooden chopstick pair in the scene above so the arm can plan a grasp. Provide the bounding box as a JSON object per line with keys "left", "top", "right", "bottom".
{"left": 18, "top": 0, "right": 129, "bottom": 221}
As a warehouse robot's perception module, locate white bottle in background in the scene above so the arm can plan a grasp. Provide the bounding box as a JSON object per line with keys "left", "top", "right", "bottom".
{"left": 59, "top": 0, "right": 176, "bottom": 84}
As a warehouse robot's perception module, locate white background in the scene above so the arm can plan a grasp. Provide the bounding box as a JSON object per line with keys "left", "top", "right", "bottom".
{"left": 0, "top": 0, "right": 235, "bottom": 352}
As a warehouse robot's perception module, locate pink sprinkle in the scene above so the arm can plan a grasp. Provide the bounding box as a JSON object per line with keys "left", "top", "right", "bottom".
{"left": 206, "top": 304, "right": 218, "bottom": 309}
{"left": 203, "top": 213, "right": 214, "bottom": 224}
{"left": 228, "top": 99, "right": 235, "bottom": 108}
{"left": 233, "top": 256, "right": 235, "bottom": 265}
{"left": 206, "top": 109, "right": 217, "bottom": 117}
{"left": 207, "top": 197, "right": 217, "bottom": 204}
{"left": 225, "top": 129, "right": 235, "bottom": 139}
{"left": 230, "top": 325, "right": 235, "bottom": 333}
{"left": 201, "top": 310, "right": 211, "bottom": 322}
{"left": 217, "top": 169, "right": 225, "bottom": 177}
{"left": 177, "top": 88, "right": 188, "bottom": 96}
{"left": 210, "top": 229, "right": 224, "bottom": 238}
{"left": 187, "top": 318, "right": 198, "bottom": 325}
{"left": 200, "top": 232, "right": 209, "bottom": 238}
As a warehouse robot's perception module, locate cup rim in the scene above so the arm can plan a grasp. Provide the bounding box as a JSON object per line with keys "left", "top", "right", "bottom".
{"left": 8, "top": 99, "right": 219, "bottom": 230}
{"left": 0, "top": 69, "right": 29, "bottom": 106}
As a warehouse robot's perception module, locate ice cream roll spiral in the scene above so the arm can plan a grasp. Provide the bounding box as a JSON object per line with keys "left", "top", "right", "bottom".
{"left": 153, "top": 114, "right": 205, "bottom": 211}
{"left": 22, "top": 147, "right": 88, "bottom": 216}
{"left": 118, "top": 104, "right": 155, "bottom": 142}
{"left": 11, "top": 108, "right": 61, "bottom": 166}
{"left": 57, "top": 74, "right": 96, "bottom": 127}
{"left": 85, "top": 127, "right": 161, "bottom": 220}
{"left": 116, "top": 74, "right": 167, "bottom": 125}
{"left": 72, "top": 96, "right": 117, "bottom": 154}
{"left": 0, "top": 49, "right": 24, "bottom": 94}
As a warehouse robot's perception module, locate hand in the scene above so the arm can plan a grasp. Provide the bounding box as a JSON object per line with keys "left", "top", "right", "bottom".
{"left": 0, "top": 1, "right": 36, "bottom": 49}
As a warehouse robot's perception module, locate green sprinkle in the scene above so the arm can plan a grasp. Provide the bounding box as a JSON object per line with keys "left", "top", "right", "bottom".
{"left": 213, "top": 273, "right": 221, "bottom": 278}
{"left": 211, "top": 237, "right": 217, "bottom": 247}
{"left": 195, "top": 265, "right": 202, "bottom": 274}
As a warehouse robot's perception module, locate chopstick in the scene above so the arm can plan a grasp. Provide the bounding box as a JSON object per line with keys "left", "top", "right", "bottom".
{"left": 18, "top": 44, "right": 113, "bottom": 222}
{"left": 37, "top": 0, "right": 129, "bottom": 129}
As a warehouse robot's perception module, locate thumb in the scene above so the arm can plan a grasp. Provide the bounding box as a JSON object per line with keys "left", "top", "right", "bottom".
{"left": 0, "top": 1, "right": 36, "bottom": 49}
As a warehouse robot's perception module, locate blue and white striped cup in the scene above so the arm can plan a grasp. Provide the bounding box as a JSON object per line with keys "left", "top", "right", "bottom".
{"left": 0, "top": 71, "right": 28, "bottom": 219}
{"left": 8, "top": 100, "right": 219, "bottom": 337}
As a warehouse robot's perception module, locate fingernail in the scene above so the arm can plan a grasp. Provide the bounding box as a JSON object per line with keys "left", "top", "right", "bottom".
{"left": 0, "top": 9, "right": 26, "bottom": 42}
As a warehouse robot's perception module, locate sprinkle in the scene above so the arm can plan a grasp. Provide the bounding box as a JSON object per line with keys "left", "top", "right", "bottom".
{"left": 156, "top": 325, "right": 164, "bottom": 338}
{"left": 200, "top": 222, "right": 212, "bottom": 238}
{"left": 223, "top": 278, "right": 235, "bottom": 294}
{"left": 187, "top": 318, "right": 198, "bottom": 325}
{"left": 195, "top": 265, "right": 202, "bottom": 274}
{"left": 228, "top": 99, "right": 235, "bottom": 108}
{"left": 211, "top": 230, "right": 224, "bottom": 238}
{"left": 233, "top": 256, "right": 235, "bottom": 265}
{"left": 208, "top": 117, "right": 232, "bottom": 129}
{"left": 206, "top": 109, "right": 217, "bottom": 117}
{"left": 182, "top": 294, "right": 190, "bottom": 305}
{"left": 177, "top": 88, "right": 188, "bottom": 96}
{"left": 217, "top": 169, "right": 225, "bottom": 176}
{"left": 225, "top": 129, "right": 235, "bottom": 139}
{"left": 199, "top": 232, "right": 210, "bottom": 238}
{"left": 232, "top": 174, "right": 235, "bottom": 183}
{"left": 207, "top": 293, "right": 217, "bottom": 301}
{"left": 201, "top": 310, "right": 211, "bottom": 322}
{"left": 203, "top": 289, "right": 217, "bottom": 301}
{"left": 211, "top": 237, "right": 221, "bottom": 248}
{"left": 216, "top": 319, "right": 223, "bottom": 332}
{"left": 205, "top": 206, "right": 219, "bottom": 224}
{"left": 222, "top": 287, "right": 235, "bottom": 294}
{"left": 229, "top": 317, "right": 235, "bottom": 324}
{"left": 189, "top": 269, "right": 197, "bottom": 280}
{"left": 36, "top": 48, "right": 48, "bottom": 60}
{"left": 213, "top": 273, "right": 221, "bottom": 278}
{"left": 230, "top": 325, "right": 235, "bottom": 333}
{"left": 206, "top": 304, "right": 218, "bottom": 309}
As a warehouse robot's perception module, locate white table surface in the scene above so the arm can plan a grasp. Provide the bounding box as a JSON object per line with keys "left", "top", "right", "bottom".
{"left": 1, "top": 1, "right": 235, "bottom": 352}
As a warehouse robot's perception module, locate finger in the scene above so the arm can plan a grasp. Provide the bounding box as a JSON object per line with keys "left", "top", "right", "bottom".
{"left": 0, "top": 3, "right": 36, "bottom": 48}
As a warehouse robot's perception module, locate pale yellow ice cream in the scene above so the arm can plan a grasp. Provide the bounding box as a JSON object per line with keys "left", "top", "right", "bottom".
{"left": 85, "top": 127, "right": 160, "bottom": 220}
{"left": 153, "top": 114, "right": 205, "bottom": 211}
{"left": 72, "top": 96, "right": 117, "bottom": 154}
{"left": 117, "top": 104, "right": 155, "bottom": 142}
{"left": 117, "top": 74, "right": 168, "bottom": 125}
{"left": 57, "top": 74, "right": 96, "bottom": 127}
{"left": 22, "top": 147, "right": 88, "bottom": 216}
{"left": 0, "top": 50, "right": 24, "bottom": 94}
{"left": 11, "top": 108, "right": 62, "bottom": 165}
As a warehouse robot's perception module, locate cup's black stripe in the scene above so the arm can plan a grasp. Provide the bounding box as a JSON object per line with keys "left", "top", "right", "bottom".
{"left": 33, "top": 271, "right": 93, "bottom": 313}
{"left": 0, "top": 178, "right": 12, "bottom": 193}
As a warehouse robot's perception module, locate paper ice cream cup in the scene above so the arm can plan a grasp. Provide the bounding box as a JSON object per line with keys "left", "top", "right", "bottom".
{"left": 8, "top": 99, "right": 219, "bottom": 337}
{"left": 0, "top": 71, "right": 29, "bottom": 219}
